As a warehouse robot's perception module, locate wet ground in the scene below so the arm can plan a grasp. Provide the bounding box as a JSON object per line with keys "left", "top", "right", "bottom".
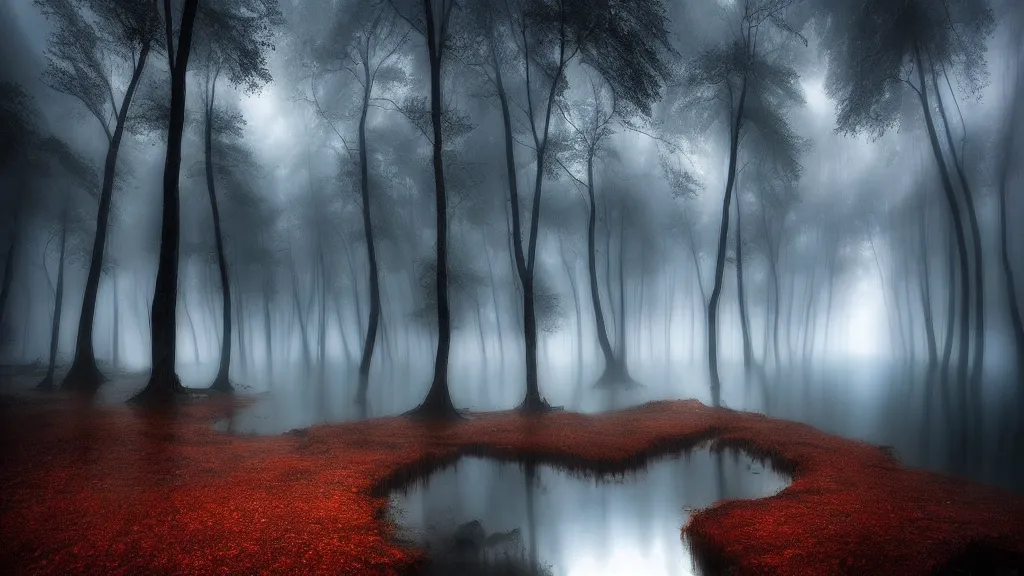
{"left": 0, "top": 368, "right": 1021, "bottom": 575}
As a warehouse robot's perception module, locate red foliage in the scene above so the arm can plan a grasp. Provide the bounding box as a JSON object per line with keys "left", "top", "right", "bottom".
{"left": 0, "top": 396, "right": 1021, "bottom": 575}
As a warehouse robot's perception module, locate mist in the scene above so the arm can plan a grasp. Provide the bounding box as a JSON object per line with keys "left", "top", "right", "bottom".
{"left": 2, "top": 0, "right": 1023, "bottom": 574}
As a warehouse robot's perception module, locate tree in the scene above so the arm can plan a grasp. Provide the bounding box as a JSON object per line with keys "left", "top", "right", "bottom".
{"left": 193, "top": 0, "right": 281, "bottom": 393}
{"left": 131, "top": 0, "right": 202, "bottom": 404}
{"left": 816, "top": 0, "right": 998, "bottom": 470}
{"left": 556, "top": 72, "right": 639, "bottom": 388}
{"left": 34, "top": 138, "right": 100, "bottom": 391}
{"left": 310, "top": 0, "right": 409, "bottom": 410}
{"left": 390, "top": 0, "right": 461, "bottom": 418}
{"left": 36, "top": 0, "right": 160, "bottom": 393}
{"left": 817, "top": 0, "right": 995, "bottom": 394}
{"left": 682, "top": 0, "right": 806, "bottom": 406}
{"left": 465, "top": 0, "right": 670, "bottom": 410}
{"left": 995, "top": 8, "right": 1024, "bottom": 387}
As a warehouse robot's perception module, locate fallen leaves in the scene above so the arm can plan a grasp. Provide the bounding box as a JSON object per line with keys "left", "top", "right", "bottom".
{"left": 0, "top": 396, "right": 1021, "bottom": 575}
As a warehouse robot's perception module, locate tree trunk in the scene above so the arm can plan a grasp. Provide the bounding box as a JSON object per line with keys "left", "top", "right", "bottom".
{"left": 512, "top": 16, "right": 569, "bottom": 411}
{"left": 0, "top": 237, "right": 15, "bottom": 343}
{"left": 666, "top": 264, "right": 677, "bottom": 373}
{"left": 996, "top": 62, "right": 1024, "bottom": 387}
{"left": 941, "top": 229, "right": 956, "bottom": 387}
{"left": 356, "top": 75, "right": 382, "bottom": 408}
{"left": 38, "top": 210, "right": 67, "bottom": 391}
{"left": 474, "top": 297, "right": 491, "bottom": 406}
{"left": 616, "top": 213, "right": 627, "bottom": 367}
{"left": 290, "top": 262, "right": 312, "bottom": 373}
{"left": 411, "top": 0, "right": 457, "bottom": 418}
{"left": 204, "top": 78, "right": 234, "bottom": 393}
{"left": 483, "top": 240, "right": 506, "bottom": 372}
{"left": 183, "top": 282, "right": 200, "bottom": 363}
{"left": 1002, "top": 177, "right": 1024, "bottom": 380}
{"left": 900, "top": 245, "right": 918, "bottom": 365}
{"left": 133, "top": 0, "right": 200, "bottom": 404}
{"left": 918, "top": 209, "right": 939, "bottom": 371}
{"left": 801, "top": 263, "right": 819, "bottom": 366}
{"left": 340, "top": 236, "right": 365, "bottom": 350}
{"left": 491, "top": 41, "right": 552, "bottom": 411}
{"left": 602, "top": 200, "right": 616, "bottom": 343}
{"left": 735, "top": 187, "right": 754, "bottom": 373}
{"left": 821, "top": 249, "right": 837, "bottom": 357}
{"left": 64, "top": 41, "right": 152, "bottom": 394}
{"left": 262, "top": 285, "right": 273, "bottom": 385}
{"left": 914, "top": 45, "right": 972, "bottom": 469}
{"left": 560, "top": 243, "right": 585, "bottom": 408}
{"left": 931, "top": 62, "right": 985, "bottom": 387}
{"left": 317, "top": 246, "right": 327, "bottom": 417}
{"left": 757, "top": 192, "right": 782, "bottom": 372}
{"left": 585, "top": 152, "right": 617, "bottom": 375}
{"left": 112, "top": 273, "right": 119, "bottom": 371}
{"left": 236, "top": 289, "right": 250, "bottom": 382}
{"left": 707, "top": 77, "right": 748, "bottom": 407}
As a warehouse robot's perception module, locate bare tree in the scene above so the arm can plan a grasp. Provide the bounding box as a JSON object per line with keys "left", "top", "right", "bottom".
{"left": 0, "top": 83, "right": 48, "bottom": 340}
{"left": 390, "top": 0, "right": 462, "bottom": 418}
{"left": 464, "top": 0, "right": 671, "bottom": 410}
{"left": 34, "top": 138, "right": 100, "bottom": 390}
{"left": 192, "top": 0, "right": 281, "bottom": 393}
{"left": 682, "top": 0, "right": 806, "bottom": 406}
{"left": 36, "top": 0, "right": 160, "bottom": 393}
{"left": 310, "top": 0, "right": 409, "bottom": 410}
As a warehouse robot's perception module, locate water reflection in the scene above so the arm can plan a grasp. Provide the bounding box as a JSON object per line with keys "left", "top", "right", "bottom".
{"left": 6, "top": 355, "right": 1017, "bottom": 491}
{"left": 389, "top": 449, "right": 789, "bottom": 576}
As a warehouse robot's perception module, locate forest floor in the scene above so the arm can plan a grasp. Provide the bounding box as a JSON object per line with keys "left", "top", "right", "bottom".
{"left": 0, "top": 384, "right": 1022, "bottom": 575}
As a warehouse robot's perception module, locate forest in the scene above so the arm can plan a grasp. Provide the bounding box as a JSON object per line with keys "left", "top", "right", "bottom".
{"left": 1, "top": 0, "right": 1023, "bottom": 574}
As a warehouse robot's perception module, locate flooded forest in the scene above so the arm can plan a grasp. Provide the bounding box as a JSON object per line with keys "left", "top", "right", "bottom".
{"left": 1, "top": 0, "right": 1023, "bottom": 574}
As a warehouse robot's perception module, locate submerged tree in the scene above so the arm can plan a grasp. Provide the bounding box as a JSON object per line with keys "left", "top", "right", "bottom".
{"left": 193, "top": 0, "right": 281, "bottom": 393}
{"left": 996, "top": 9, "right": 1024, "bottom": 387}
{"left": 816, "top": 0, "right": 995, "bottom": 468}
{"left": 465, "top": 0, "right": 671, "bottom": 410}
{"left": 36, "top": 0, "right": 160, "bottom": 393}
{"left": 682, "top": 0, "right": 806, "bottom": 407}
{"left": 311, "top": 0, "right": 409, "bottom": 410}
{"left": 817, "top": 0, "right": 994, "bottom": 386}
{"left": 132, "top": 0, "right": 203, "bottom": 404}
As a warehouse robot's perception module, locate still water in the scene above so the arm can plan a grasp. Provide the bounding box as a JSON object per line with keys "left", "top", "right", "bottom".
{"left": 388, "top": 449, "right": 789, "bottom": 576}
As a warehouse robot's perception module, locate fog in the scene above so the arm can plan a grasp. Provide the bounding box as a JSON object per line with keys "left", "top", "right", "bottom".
{"left": 1, "top": 0, "right": 1022, "bottom": 496}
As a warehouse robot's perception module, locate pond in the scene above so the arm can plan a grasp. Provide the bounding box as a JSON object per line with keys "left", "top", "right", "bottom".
{"left": 388, "top": 448, "right": 789, "bottom": 576}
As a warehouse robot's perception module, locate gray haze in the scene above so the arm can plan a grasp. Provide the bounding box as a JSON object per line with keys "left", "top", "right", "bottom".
{"left": 1, "top": 0, "right": 1022, "bottom": 491}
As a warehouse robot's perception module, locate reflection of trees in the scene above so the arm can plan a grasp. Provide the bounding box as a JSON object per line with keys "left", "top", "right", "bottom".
{"left": 525, "top": 459, "right": 538, "bottom": 575}
{"left": 422, "top": 514, "right": 554, "bottom": 576}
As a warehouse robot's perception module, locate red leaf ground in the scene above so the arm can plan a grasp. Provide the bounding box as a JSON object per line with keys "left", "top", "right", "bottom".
{"left": 0, "top": 395, "right": 1021, "bottom": 575}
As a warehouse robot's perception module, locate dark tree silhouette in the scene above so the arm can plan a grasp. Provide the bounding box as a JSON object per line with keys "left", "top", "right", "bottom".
{"left": 464, "top": 0, "right": 670, "bottom": 410}
{"left": 392, "top": 0, "right": 462, "bottom": 419}
{"left": 36, "top": 0, "right": 160, "bottom": 394}
{"left": 193, "top": 0, "right": 281, "bottom": 393}
{"left": 34, "top": 138, "right": 99, "bottom": 391}
{"left": 131, "top": 0, "right": 202, "bottom": 405}
{"left": 682, "top": 0, "right": 806, "bottom": 406}
{"left": 997, "top": 34, "right": 1024, "bottom": 387}
{"left": 816, "top": 0, "right": 995, "bottom": 467}
{"left": 310, "top": 1, "right": 409, "bottom": 411}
